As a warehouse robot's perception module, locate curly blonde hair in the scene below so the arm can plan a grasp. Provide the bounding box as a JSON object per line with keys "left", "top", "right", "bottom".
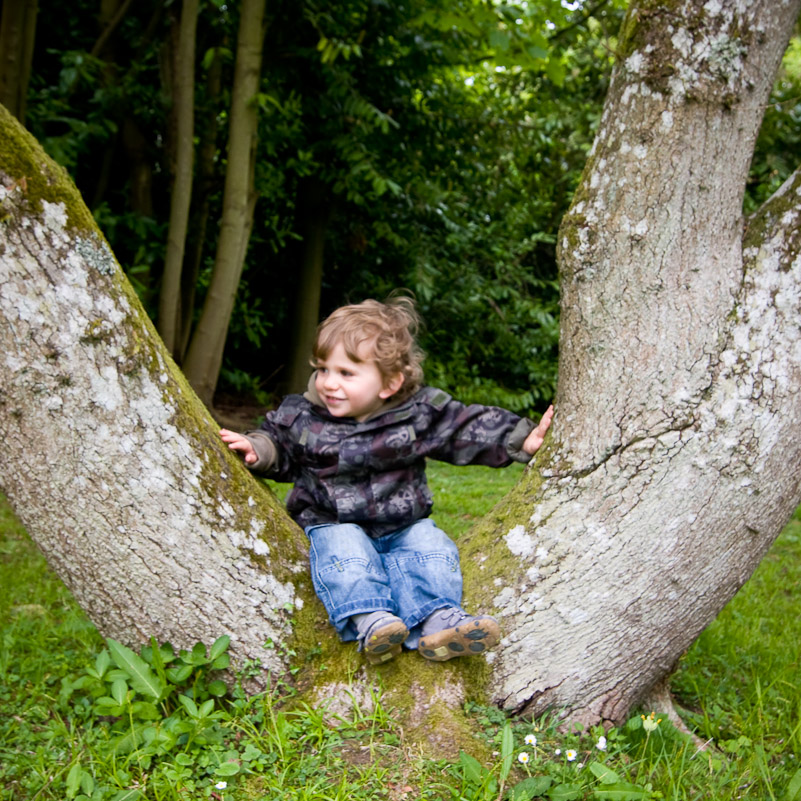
{"left": 312, "top": 294, "right": 425, "bottom": 402}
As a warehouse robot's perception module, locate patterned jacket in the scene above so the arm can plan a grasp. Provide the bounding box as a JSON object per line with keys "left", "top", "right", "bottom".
{"left": 245, "top": 383, "right": 536, "bottom": 538}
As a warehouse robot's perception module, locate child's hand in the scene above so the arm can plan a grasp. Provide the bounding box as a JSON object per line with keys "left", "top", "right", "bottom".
{"left": 522, "top": 404, "right": 554, "bottom": 455}
{"left": 219, "top": 429, "right": 258, "bottom": 465}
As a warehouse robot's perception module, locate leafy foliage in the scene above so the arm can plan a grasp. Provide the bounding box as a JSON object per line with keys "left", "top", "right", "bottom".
{"left": 17, "top": 2, "right": 801, "bottom": 413}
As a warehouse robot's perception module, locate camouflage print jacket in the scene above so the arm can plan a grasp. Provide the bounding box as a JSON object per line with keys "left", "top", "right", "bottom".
{"left": 244, "top": 383, "right": 536, "bottom": 538}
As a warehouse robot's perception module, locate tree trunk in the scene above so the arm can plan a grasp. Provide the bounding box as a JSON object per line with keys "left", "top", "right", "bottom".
{"left": 182, "top": 0, "right": 266, "bottom": 407}
{"left": 158, "top": 0, "right": 200, "bottom": 357}
{"left": 466, "top": 0, "right": 801, "bottom": 726}
{"left": 2, "top": 0, "right": 801, "bottom": 741}
{"left": 0, "top": 0, "right": 38, "bottom": 124}
{"left": 284, "top": 178, "right": 332, "bottom": 394}
{"left": 179, "top": 45, "right": 224, "bottom": 363}
{"left": 0, "top": 103, "right": 310, "bottom": 680}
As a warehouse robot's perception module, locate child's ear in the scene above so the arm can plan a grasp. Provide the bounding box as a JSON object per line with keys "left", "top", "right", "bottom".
{"left": 379, "top": 372, "right": 404, "bottom": 399}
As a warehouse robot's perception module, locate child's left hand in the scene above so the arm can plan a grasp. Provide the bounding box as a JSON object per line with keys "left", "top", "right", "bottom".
{"left": 523, "top": 404, "right": 554, "bottom": 455}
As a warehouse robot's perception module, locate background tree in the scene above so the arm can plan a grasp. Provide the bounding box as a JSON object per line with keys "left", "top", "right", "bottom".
{"left": 157, "top": 0, "right": 199, "bottom": 358}
{"left": 16, "top": 0, "right": 626, "bottom": 414}
{"left": 2, "top": 0, "right": 800, "bottom": 737}
{"left": 0, "top": 0, "right": 38, "bottom": 124}
{"left": 181, "top": 0, "right": 265, "bottom": 406}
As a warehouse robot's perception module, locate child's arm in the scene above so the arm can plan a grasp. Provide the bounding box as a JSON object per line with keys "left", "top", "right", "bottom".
{"left": 219, "top": 428, "right": 258, "bottom": 465}
{"left": 522, "top": 404, "right": 554, "bottom": 456}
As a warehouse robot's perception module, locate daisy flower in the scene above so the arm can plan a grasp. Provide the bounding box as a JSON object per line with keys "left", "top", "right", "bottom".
{"left": 524, "top": 734, "right": 537, "bottom": 746}
{"left": 596, "top": 735, "right": 607, "bottom": 751}
{"left": 566, "top": 749, "right": 577, "bottom": 762}
{"left": 215, "top": 781, "right": 228, "bottom": 790}
{"left": 518, "top": 752, "right": 530, "bottom": 764}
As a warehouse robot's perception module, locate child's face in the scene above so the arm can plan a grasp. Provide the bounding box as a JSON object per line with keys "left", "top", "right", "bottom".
{"left": 314, "top": 341, "right": 402, "bottom": 422}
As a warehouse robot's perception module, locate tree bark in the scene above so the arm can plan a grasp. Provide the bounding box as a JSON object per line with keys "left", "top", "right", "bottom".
{"left": 179, "top": 45, "right": 224, "bottom": 363}
{"left": 182, "top": 0, "right": 266, "bottom": 407}
{"left": 158, "top": 0, "right": 200, "bottom": 357}
{"left": 0, "top": 0, "right": 38, "bottom": 124}
{"left": 0, "top": 103, "right": 311, "bottom": 680}
{"left": 466, "top": 0, "right": 801, "bottom": 726}
{"left": 1, "top": 0, "right": 801, "bottom": 740}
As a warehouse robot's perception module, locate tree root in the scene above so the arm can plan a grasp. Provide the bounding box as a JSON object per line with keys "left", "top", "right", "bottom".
{"left": 640, "top": 677, "right": 713, "bottom": 752}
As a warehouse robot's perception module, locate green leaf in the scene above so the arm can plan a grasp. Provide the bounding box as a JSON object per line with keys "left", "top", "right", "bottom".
{"left": 111, "top": 790, "right": 144, "bottom": 801}
{"left": 95, "top": 649, "right": 111, "bottom": 678}
{"left": 510, "top": 776, "right": 552, "bottom": 800}
{"left": 66, "top": 763, "right": 82, "bottom": 799}
{"left": 527, "top": 44, "right": 549, "bottom": 60}
{"left": 593, "top": 782, "right": 651, "bottom": 800}
{"left": 590, "top": 762, "right": 621, "bottom": 784}
{"left": 211, "top": 654, "right": 231, "bottom": 670}
{"left": 111, "top": 723, "right": 150, "bottom": 755}
{"left": 80, "top": 771, "right": 94, "bottom": 795}
{"left": 189, "top": 642, "right": 208, "bottom": 664}
{"left": 215, "top": 761, "right": 241, "bottom": 777}
{"left": 545, "top": 58, "right": 566, "bottom": 86}
{"left": 106, "top": 639, "right": 163, "bottom": 699}
{"left": 198, "top": 699, "right": 215, "bottom": 718}
{"left": 209, "top": 635, "right": 230, "bottom": 661}
{"left": 111, "top": 678, "right": 128, "bottom": 706}
{"left": 129, "top": 701, "right": 161, "bottom": 720}
{"left": 207, "top": 680, "right": 228, "bottom": 697}
{"left": 179, "top": 695, "right": 199, "bottom": 718}
{"left": 489, "top": 30, "right": 510, "bottom": 53}
{"left": 548, "top": 783, "right": 582, "bottom": 801}
{"left": 167, "top": 665, "right": 194, "bottom": 683}
{"left": 500, "top": 722, "right": 514, "bottom": 782}
{"left": 786, "top": 768, "right": 801, "bottom": 801}
{"left": 459, "top": 750, "right": 485, "bottom": 784}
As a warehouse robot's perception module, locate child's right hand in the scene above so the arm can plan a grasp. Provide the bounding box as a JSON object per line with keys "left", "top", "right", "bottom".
{"left": 219, "top": 429, "right": 258, "bottom": 465}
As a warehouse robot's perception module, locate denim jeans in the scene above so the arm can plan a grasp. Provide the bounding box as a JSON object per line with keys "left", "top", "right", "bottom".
{"left": 305, "top": 518, "right": 463, "bottom": 647}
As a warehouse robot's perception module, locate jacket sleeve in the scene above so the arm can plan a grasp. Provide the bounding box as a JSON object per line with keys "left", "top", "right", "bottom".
{"left": 418, "top": 388, "right": 537, "bottom": 467}
{"left": 242, "top": 396, "right": 304, "bottom": 481}
{"left": 241, "top": 430, "right": 280, "bottom": 473}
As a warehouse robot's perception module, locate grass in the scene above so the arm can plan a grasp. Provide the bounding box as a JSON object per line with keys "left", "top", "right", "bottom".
{"left": 1, "top": 462, "right": 800, "bottom": 801}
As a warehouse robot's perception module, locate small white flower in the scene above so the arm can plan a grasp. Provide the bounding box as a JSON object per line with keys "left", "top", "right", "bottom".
{"left": 596, "top": 736, "right": 607, "bottom": 751}
{"left": 566, "top": 749, "right": 577, "bottom": 762}
{"left": 554, "top": 749, "right": 561, "bottom": 756}
{"left": 525, "top": 734, "right": 537, "bottom": 746}
{"left": 215, "top": 781, "right": 228, "bottom": 790}
{"left": 641, "top": 712, "right": 662, "bottom": 733}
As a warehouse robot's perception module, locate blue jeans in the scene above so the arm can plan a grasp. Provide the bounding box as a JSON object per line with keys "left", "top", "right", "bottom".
{"left": 305, "top": 518, "right": 462, "bottom": 647}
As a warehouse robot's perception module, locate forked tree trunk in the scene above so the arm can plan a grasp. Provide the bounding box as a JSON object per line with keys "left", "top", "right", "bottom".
{"left": 1, "top": 0, "right": 801, "bottom": 740}
{"left": 467, "top": 0, "right": 801, "bottom": 724}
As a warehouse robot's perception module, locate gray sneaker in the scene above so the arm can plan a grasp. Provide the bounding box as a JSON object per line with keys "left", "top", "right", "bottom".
{"left": 418, "top": 607, "right": 500, "bottom": 662}
{"left": 353, "top": 611, "right": 409, "bottom": 664}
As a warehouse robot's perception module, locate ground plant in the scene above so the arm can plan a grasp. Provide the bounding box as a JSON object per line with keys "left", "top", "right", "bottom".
{"left": 1, "top": 463, "right": 800, "bottom": 800}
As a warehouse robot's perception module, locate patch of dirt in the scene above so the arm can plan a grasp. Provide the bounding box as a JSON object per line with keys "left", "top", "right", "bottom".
{"left": 211, "top": 393, "right": 270, "bottom": 432}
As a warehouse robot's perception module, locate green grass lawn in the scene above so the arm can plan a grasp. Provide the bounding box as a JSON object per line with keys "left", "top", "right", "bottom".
{"left": 1, "top": 463, "right": 800, "bottom": 801}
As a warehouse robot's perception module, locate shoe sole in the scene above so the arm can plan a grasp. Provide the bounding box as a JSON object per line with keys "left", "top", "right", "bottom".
{"left": 365, "top": 619, "right": 409, "bottom": 665}
{"left": 418, "top": 617, "right": 501, "bottom": 662}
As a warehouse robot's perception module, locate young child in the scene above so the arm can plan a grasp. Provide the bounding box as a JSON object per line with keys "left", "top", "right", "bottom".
{"left": 220, "top": 296, "right": 553, "bottom": 664}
